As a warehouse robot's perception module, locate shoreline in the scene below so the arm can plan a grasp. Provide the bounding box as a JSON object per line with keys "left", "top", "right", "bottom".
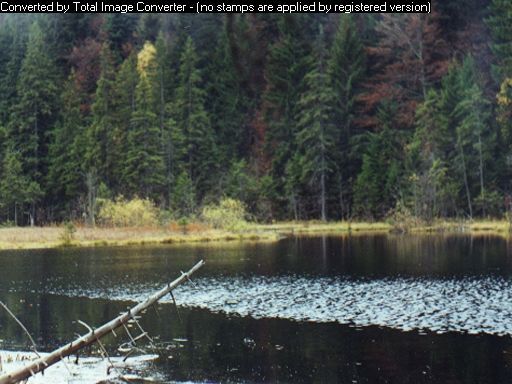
{"left": 0, "top": 220, "right": 510, "bottom": 251}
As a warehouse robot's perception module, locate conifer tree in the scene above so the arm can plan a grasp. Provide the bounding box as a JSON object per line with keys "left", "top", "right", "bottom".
{"left": 169, "top": 36, "right": 217, "bottom": 201}
{"left": 452, "top": 58, "right": 492, "bottom": 217}
{"left": 0, "top": 21, "right": 22, "bottom": 126}
{"left": 295, "top": 30, "right": 337, "bottom": 221}
{"left": 206, "top": 24, "right": 246, "bottom": 162}
{"left": 85, "top": 43, "right": 117, "bottom": 190}
{"left": 262, "top": 15, "right": 310, "bottom": 217}
{"left": 8, "top": 21, "right": 59, "bottom": 225}
{"left": 103, "top": 14, "right": 138, "bottom": 61}
{"left": 171, "top": 171, "right": 196, "bottom": 217}
{"left": 154, "top": 34, "right": 175, "bottom": 204}
{"left": 0, "top": 147, "right": 41, "bottom": 226}
{"left": 487, "top": 0, "right": 512, "bottom": 198}
{"left": 486, "top": 0, "right": 512, "bottom": 81}
{"left": 328, "top": 15, "right": 366, "bottom": 218}
{"left": 353, "top": 103, "right": 404, "bottom": 218}
{"left": 111, "top": 52, "right": 138, "bottom": 196}
{"left": 47, "top": 72, "right": 86, "bottom": 218}
{"left": 408, "top": 89, "right": 456, "bottom": 219}
{"left": 123, "top": 42, "right": 165, "bottom": 201}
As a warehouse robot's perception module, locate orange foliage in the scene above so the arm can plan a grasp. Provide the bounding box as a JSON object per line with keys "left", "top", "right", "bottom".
{"left": 359, "top": 6, "right": 451, "bottom": 131}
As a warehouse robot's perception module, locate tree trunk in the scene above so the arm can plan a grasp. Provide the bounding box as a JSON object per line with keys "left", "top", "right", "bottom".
{"left": 320, "top": 170, "right": 326, "bottom": 221}
{"left": 0, "top": 260, "right": 205, "bottom": 384}
{"left": 459, "top": 142, "right": 473, "bottom": 219}
{"left": 338, "top": 173, "right": 345, "bottom": 220}
{"left": 320, "top": 145, "right": 327, "bottom": 222}
{"left": 290, "top": 192, "right": 298, "bottom": 221}
{"left": 86, "top": 170, "right": 97, "bottom": 227}
{"left": 29, "top": 203, "right": 35, "bottom": 227}
{"left": 478, "top": 134, "right": 485, "bottom": 217}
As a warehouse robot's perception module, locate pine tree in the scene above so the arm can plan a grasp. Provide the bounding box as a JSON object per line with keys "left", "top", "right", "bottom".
{"left": 154, "top": 34, "right": 175, "bottom": 205}
{"left": 328, "top": 15, "right": 366, "bottom": 219}
{"left": 169, "top": 36, "right": 217, "bottom": 201}
{"left": 0, "top": 147, "right": 42, "bottom": 225}
{"left": 295, "top": 30, "right": 337, "bottom": 221}
{"left": 486, "top": 0, "right": 512, "bottom": 81}
{"left": 487, "top": 0, "right": 512, "bottom": 200}
{"left": 8, "top": 21, "right": 59, "bottom": 225}
{"left": 111, "top": 52, "right": 138, "bottom": 197}
{"left": 407, "top": 89, "right": 456, "bottom": 219}
{"left": 453, "top": 58, "right": 492, "bottom": 217}
{"left": 353, "top": 103, "right": 405, "bottom": 218}
{"left": 123, "top": 42, "right": 165, "bottom": 201}
{"left": 171, "top": 171, "right": 196, "bottom": 217}
{"left": 85, "top": 43, "right": 117, "bottom": 190}
{"left": 425, "top": 57, "right": 495, "bottom": 218}
{"left": 47, "top": 72, "right": 85, "bottom": 219}
{"left": 262, "top": 15, "right": 310, "bottom": 217}
{"left": 136, "top": 14, "right": 161, "bottom": 43}
{"left": 206, "top": 23, "right": 246, "bottom": 162}
{"left": 103, "top": 14, "right": 138, "bottom": 61}
{"left": 0, "top": 15, "right": 31, "bottom": 126}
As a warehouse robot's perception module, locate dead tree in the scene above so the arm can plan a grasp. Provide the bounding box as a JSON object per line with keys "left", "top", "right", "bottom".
{"left": 0, "top": 260, "right": 205, "bottom": 384}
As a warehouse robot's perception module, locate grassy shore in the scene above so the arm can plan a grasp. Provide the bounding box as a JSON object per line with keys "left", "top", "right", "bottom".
{"left": 0, "top": 220, "right": 510, "bottom": 250}
{"left": 0, "top": 225, "right": 282, "bottom": 250}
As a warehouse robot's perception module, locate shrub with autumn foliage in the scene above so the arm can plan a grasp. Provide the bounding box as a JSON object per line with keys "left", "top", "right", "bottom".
{"left": 97, "top": 197, "right": 159, "bottom": 227}
{"left": 201, "top": 198, "right": 249, "bottom": 231}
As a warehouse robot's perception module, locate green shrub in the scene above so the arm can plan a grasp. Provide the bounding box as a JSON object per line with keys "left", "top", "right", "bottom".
{"left": 201, "top": 198, "right": 248, "bottom": 231}
{"left": 59, "top": 221, "right": 76, "bottom": 245}
{"left": 386, "top": 201, "right": 422, "bottom": 233}
{"left": 98, "top": 197, "right": 159, "bottom": 227}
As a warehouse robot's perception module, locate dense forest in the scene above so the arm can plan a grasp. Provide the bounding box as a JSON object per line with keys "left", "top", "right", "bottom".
{"left": 0, "top": 2, "right": 511, "bottom": 225}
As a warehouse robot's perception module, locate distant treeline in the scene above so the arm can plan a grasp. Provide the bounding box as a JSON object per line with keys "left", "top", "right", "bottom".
{"left": 0, "top": 2, "right": 510, "bottom": 225}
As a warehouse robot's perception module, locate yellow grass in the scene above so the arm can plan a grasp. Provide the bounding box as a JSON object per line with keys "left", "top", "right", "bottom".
{"left": 248, "top": 221, "right": 391, "bottom": 234}
{"left": 0, "top": 220, "right": 510, "bottom": 251}
{"left": 0, "top": 225, "right": 281, "bottom": 250}
{"left": 405, "top": 219, "right": 512, "bottom": 234}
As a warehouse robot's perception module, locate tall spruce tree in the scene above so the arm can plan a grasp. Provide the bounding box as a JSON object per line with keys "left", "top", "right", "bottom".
{"left": 262, "top": 15, "right": 310, "bottom": 217}
{"left": 123, "top": 42, "right": 165, "bottom": 201}
{"left": 328, "top": 15, "right": 366, "bottom": 218}
{"left": 154, "top": 34, "right": 175, "bottom": 205}
{"left": 487, "top": 0, "right": 512, "bottom": 198}
{"left": 0, "top": 147, "right": 41, "bottom": 225}
{"left": 353, "top": 103, "right": 405, "bottom": 218}
{"left": 206, "top": 23, "right": 246, "bottom": 163}
{"left": 169, "top": 36, "right": 217, "bottom": 202}
{"left": 486, "top": 0, "right": 512, "bottom": 82}
{"left": 110, "top": 52, "right": 139, "bottom": 197}
{"left": 408, "top": 89, "right": 456, "bottom": 219}
{"left": 47, "top": 72, "right": 86, "bottom": 219}
{"left": 0, "top": 15, "right": 31, "bottom": 126}
{"left": 295, "top": 29, "right": 337, "bottom": 221}
{"left": 453, "top": 58, "right": 493, "bottom": 217}
{"left": 85, "top": 43, "right": 117, "bottom": 190}
{"left": 8, "top": 21, "right": 59, "bottom": 225}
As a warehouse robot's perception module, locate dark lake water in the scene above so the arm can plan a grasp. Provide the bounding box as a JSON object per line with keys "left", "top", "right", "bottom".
{"left": 2, "top": 234, "right": 512, "bottom": 383}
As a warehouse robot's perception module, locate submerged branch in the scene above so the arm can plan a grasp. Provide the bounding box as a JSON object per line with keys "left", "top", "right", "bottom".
{"left": 0, "top": 260, "right": 205, "bottom": 384}
{"left": 0, "top": 301, "right": 40, "bottom": 359}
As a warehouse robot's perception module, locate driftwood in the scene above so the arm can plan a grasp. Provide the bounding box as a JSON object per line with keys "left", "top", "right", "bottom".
{"left": 0, "top": 260, "right": 205, "bottom": 384}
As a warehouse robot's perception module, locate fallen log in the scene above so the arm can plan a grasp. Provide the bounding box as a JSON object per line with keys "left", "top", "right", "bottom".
{"left": 0, "top": 259, "right": 205, "bottom": 384}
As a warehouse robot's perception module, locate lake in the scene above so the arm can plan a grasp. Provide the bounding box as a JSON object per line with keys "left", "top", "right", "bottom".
{"left": 1, "top": 234, "right": 512, "bottom": 383}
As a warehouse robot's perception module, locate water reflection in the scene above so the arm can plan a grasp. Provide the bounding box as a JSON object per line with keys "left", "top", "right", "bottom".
{"left": 1, "top": 235, "right": 512, "bottom": 383}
